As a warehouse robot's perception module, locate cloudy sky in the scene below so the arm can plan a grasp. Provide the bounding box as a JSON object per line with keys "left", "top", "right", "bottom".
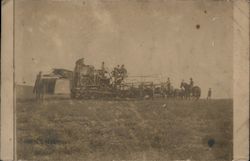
{"left": 15, "top": 0, "right": 233, "bottom": 98}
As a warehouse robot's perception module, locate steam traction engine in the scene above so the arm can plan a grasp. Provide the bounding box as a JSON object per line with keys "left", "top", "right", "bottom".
{"left": 70, "top": 58, "right": 155, "bottom": 99}
{"left": 71, "top": 58, "right": 115, "bottom": 99}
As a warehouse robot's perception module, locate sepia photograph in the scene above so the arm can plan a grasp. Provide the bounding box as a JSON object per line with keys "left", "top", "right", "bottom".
{"left": 1, "top": 0, "right": 249, "bottom": 161}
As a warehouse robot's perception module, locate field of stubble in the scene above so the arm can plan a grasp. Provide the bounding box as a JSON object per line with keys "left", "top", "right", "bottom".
{"left": 17, "top": 98, "right": 233, "bottom": 161}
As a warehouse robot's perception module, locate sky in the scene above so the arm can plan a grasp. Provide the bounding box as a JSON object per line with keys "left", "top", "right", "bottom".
{"left": 15, "top": 0, "right": 233, "bottom": 98}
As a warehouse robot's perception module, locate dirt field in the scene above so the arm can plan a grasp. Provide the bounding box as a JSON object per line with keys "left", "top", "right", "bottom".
{"left": 16, "top": 98, "right": 232, "bottom": 161}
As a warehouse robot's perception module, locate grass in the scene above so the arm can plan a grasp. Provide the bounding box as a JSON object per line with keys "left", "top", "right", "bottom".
{"left": 16, "top": 98, "right": 233, "bottom": 161}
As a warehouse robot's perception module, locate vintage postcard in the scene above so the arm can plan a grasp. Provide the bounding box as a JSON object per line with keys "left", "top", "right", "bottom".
{"left": 1, "top": 0, "right": 249, "bottom": 161}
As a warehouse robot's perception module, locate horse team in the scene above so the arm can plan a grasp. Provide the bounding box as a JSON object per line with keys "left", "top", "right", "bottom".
{"left": 154, "top": 78, "right": 201, "bottom": 100}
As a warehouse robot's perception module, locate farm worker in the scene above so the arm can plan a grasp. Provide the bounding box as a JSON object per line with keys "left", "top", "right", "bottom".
{"left": 180, "top": 80, "right": 185, "bottom": 89}
{"left": 120, "top": 64, "right": 128, "bottom": 79}
{"left": 115, "top": 65, "right": 120, "bottom": 74}
{"left": 207, "top": 88, "right": 212, "bottom": 100}
{"left": 114, "top": 65, "right": 120, "bottom": 77}
{"left": 101, "top": 61, "right": 106, "bottom": 77}
{"left": 101, "top": 61, "right": 105, "bottom": 70}
{"left": 33, "top": 71, "right": 43, "bottom": 100}
{"left": 166, "top": 77, "right": 171, "bottom": 90}
{"left": 112, "top": 65, "right": 120, "bottom": 85}
{"left": 190, "top": 78, "right": 194, "bottom": 88}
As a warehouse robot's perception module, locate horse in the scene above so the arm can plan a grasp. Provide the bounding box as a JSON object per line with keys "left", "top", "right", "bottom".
{"left": 173, "top": 88, "right": 185, "bottom": 99}
{"left": 180, "top": 82, "right": 190, "bottom": 99}
{"left": 161, "top": 85, "right": 175, "bottom": 99}
{"left": 191, "top": 86, "right": 201, "bottom": 100}
{"left": 154, "top": 86, "right": 166, "bottom": 98}
{"left": 180, "top": 82, "right": 201, "bottom": 100}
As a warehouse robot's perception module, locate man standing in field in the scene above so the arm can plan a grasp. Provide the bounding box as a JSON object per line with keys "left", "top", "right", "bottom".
{"left": 207, "top": 88, "right": 212, "bottom": 100}
{"left": 190, "top": 78, "right": 194, "bottom": 88}
{"left": 33, "top": 71, "right": 43, "bottom": 100}
{"left": 166, "top": 77, "right": 171, "bottom": 91}
{"left": 120, "top": 64, "right": 128, "bottom": 79}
